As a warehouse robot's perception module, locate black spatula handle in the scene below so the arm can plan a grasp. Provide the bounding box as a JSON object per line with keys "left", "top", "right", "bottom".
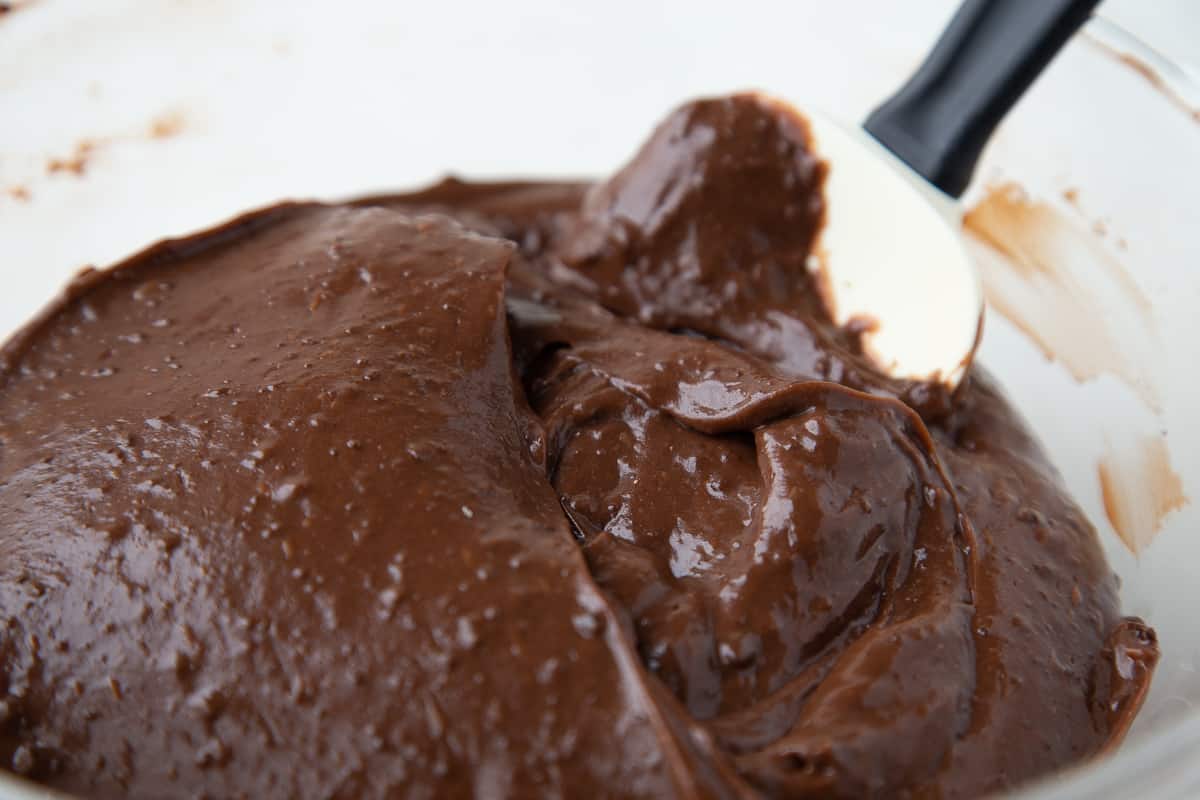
{"left": 863, "top": 0, "right": 1102, "bottom": 198}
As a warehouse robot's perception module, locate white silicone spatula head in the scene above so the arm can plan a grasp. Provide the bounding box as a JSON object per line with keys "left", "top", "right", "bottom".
{"left": 800, "top": 109, "right": 982, "bottom": 388}
{"left": 791, "top": 0, "right": 1102, "bottom": 388}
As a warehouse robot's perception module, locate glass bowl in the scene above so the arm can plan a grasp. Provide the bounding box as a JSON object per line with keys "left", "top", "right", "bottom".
{"left": 0, "top": 2, "right": 1196, "bottom": 796}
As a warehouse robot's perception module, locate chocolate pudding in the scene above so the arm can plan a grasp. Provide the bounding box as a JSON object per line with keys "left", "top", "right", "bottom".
{"left": 0, "top": 94, "right": 1157, "bottom": 798}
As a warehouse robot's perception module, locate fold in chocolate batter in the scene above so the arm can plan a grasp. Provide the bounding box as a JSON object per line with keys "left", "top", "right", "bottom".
{"left": 0, "top": 94, "right": 1156, "bottom": 798}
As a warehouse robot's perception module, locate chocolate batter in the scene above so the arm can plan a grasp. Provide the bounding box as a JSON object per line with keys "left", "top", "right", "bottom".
{"left": 0, "top": 94, "right": 1157, "bottom": 798}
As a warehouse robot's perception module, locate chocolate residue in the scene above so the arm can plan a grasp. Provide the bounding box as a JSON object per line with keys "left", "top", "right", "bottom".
{"left": 1118, "top": 53, "right": 1165, "bottom": 88}
{"left": 41, "top": 111, "right": 187, "bottom": 182}
{"left": 148, "top": 112, "right": 186, "bottom": 140}
{"left": 1099, "top": 435, "right": 1188, "bottom": 554}
{"left": 1062, "top": 190, "right": 1110, "bottom": 237}
{"left": 1084, "top": 34, "right": 1200, "bottom": 124}
{"left": 46, "top": 140, "right": 99, "bottom": 177}
{"left": 962, "top": 182, "right": 1163, "bottom": 412}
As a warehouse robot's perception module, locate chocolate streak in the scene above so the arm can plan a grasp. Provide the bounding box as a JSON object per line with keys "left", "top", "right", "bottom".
{"left": 0, "top": 95, "right": 1156, "bottom": 798}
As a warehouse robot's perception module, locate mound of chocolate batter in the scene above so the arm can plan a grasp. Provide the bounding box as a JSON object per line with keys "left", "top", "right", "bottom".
{"left": 0, "top": 94, "right": 1157, "bottom": 798}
